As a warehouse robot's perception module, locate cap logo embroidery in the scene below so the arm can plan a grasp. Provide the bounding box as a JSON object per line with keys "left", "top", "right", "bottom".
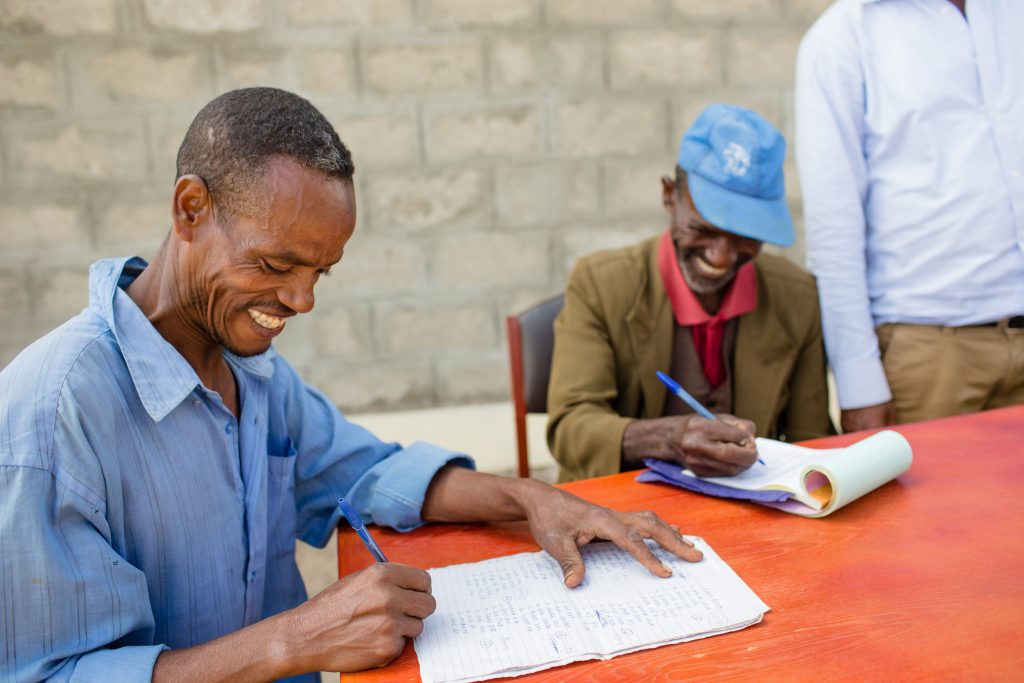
{"left": 723, "top": 142, "right": 751, "bottom": 177}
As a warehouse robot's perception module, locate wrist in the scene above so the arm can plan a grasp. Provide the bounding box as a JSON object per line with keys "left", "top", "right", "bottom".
{"left": 504, "top": 476, "right": 547, "bottom": 520}
{"left": 262, "top": 608, "right": 305, "bottom": 679}
{"left": 622, "top": 417, "right": 682, "bottom": 467}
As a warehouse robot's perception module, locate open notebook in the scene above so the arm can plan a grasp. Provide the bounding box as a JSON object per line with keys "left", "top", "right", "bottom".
{"left": 413, "top": 538, "right": 768, "bottom": 683}
{"left": 639, "top": 430, "right": 913, "bottom": 517}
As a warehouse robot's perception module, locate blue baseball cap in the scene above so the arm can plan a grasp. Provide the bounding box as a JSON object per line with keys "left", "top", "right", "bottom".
{"left": 677, "top": 104, "right": 794, "bottom": 247}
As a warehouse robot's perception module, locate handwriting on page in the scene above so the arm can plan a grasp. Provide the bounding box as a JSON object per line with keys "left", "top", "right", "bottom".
{"left": 414, "top": 539, "right": 769, "bottom": 683}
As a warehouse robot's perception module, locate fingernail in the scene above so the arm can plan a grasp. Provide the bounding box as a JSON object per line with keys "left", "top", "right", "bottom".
{"left": 563, "top": 570, "right": 576, "bottom": 586}
{"left": 661, "top": 562, "right": 673, "bottom": 575}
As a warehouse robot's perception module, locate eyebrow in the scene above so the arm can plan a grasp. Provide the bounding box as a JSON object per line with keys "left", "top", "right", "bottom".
{"left": 266, "top": 249, "right": 341, "bottom": 270}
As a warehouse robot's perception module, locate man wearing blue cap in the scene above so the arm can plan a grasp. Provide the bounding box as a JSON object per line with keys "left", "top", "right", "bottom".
{"left": 547, "top": 104, "right": 832, "bottom": 482}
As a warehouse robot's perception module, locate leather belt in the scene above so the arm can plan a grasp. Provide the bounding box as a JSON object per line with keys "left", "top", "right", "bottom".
{"left": 976, "top": 316, "right": 1024, "bottom": 329}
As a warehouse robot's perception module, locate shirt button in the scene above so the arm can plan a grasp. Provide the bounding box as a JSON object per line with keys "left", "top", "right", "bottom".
{"left": 225, "top": 423, "right": 233, "bottom": 435}
{"left": 193, "top": 398, "right": 202, "bottom": 407}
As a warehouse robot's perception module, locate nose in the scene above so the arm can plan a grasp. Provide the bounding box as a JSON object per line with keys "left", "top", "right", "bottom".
{"left": 278, "top": 276, "right": 316, "bottom": 315}
{"left": 703, "top": 236, "right": 739, "bottom": 269}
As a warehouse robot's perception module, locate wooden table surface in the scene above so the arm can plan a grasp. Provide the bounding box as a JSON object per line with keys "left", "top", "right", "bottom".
{"left": 336, "top": 406, "right": 1024, "bottom": 682}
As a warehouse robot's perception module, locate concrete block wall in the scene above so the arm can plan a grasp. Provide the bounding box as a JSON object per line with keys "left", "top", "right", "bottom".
{"left": 0, "top": 0, "right": 833, "bottom": 413}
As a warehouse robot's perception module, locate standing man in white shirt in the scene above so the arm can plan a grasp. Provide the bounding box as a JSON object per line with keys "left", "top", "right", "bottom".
{"left": 795, "top": 0, "right": 1024, "bottom": 431}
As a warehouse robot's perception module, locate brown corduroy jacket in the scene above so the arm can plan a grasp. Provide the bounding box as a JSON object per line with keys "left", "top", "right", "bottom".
{"left": 547, "top": 235, "right": 833, "bottom": 483}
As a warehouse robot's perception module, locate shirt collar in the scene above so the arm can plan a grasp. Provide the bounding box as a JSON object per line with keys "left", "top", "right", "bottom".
{"left": 657, "top": 230, "right": 758, "bottom": 327}
{"left": 89, "top": 257, "right": 276, "bottom": 422}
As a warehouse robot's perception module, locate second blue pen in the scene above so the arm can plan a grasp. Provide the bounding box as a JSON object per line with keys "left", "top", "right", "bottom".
{"left": 655, "top": 371, "right": 765, "bottom": 466}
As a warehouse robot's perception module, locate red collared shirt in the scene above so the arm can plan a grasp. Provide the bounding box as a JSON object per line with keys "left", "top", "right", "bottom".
{"left": 657, "top": 230, "right": 758, "bottom": 387}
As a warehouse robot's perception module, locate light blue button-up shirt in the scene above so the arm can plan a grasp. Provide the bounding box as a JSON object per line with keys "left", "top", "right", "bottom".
{"left": 796, "top": 0, "right": 1024, "bottom": 409}
{"left": 0, "top": 257, "right": 472, "bottom": 682}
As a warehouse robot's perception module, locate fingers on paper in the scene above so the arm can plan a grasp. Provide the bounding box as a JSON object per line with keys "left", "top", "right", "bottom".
{"left": 602, "top": 520, "right": 672, "bottom": 579}
{"left": 628, "top": 510, "right": 703, "bottom": 564}
{"left": 551, "top": 536, "right": 586, "bottom": 588}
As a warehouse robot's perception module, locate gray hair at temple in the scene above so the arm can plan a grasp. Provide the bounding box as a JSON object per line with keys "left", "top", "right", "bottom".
{"left": 175, "top": 87, "right": 354, "bottom": 220}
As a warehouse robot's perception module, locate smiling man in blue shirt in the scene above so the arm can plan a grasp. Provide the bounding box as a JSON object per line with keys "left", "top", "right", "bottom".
{"left": 0, "top": 88, "right": 701, "bottom": 683}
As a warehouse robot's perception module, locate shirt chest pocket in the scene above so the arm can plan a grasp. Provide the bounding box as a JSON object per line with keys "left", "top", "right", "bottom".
{"left": 266, "top": 440, "right": 298, "bottom": 560}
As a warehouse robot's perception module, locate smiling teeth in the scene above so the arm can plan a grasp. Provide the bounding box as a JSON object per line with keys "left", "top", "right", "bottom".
{"left": 695, "top": 257, "right": 728, "bottom": 277}
{"left": 248, "top": 309, "right": 285, "bottom": 330}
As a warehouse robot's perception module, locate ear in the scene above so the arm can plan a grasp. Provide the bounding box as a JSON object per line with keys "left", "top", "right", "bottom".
{"left": 171, "top": 175, "right": 214, "bottom": 243}
{"left": 661, "top": 175, "right": 677, "bottom": 214}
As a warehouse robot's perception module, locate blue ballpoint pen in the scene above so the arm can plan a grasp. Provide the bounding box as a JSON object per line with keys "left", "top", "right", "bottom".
{"left": 337, "top": 497, "right": 389, "bottom": 562}
{"left": 655, "top": 370, "right": 765, "bottom": 466}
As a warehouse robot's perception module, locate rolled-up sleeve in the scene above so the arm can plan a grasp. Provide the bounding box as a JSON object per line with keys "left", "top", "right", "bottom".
{"left": 0, "top": 465, "right": 165, "bottom": 683}
{"left": 271, "top": 361, "right": 474, "bottom": 548}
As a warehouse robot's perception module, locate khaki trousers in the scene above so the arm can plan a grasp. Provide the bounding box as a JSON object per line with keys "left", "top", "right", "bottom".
{"left": 877, "top": 321, "right": 1024, "bottom": 423}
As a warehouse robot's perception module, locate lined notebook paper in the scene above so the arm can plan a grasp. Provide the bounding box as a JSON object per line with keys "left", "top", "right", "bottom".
{"left": 413, "top": 537, "right": 768, "bottom": 683}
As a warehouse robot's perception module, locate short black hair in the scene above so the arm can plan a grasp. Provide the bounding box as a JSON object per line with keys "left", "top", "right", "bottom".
{"left": 175, "top": 87, "right": 354, "bottom": 218}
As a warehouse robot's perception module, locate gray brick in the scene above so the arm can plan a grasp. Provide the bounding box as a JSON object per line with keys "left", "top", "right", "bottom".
{"left": 32, "top": 265, "right": 90, "bottom": 324}
{"left": 553, "top": 98, "right": 667, "bottom": 158}
{"left": 604, "top": 158, "right": 671, "bottom": 218}
{"left": 214, "top": 49, "right": 290, "bottom": 92}
{"left": 79, "top": 49, "right": 209, "bottom": 104}
{"left": 362, "top": 38, "right": 482, "bottom": 95}
{"left": 561, "top": 224, "right": 656, "bottom": 274}
{"left": 424, "top": 0, "right": 536, "bottom": 26}
{"left": 284, "top": 0, "right": 412, "bottom": 26}
{"left": 377, "top": 301, "right": 493, "bottom": 353}
{"left": 672, "top": 0, "right": 780, "bottom": 21}
{"left": 313, "top": 305, "right": 371, "bottom": 359}
{"left": 610, "top": 30, "right": 719, "bottom": 88}
{"left": 673, "top": 90, "right": 783, "bottom": 136}
{"left": 147, "top": 116, "right": 193, "bottom": 185}
{"left": 142, "top": 0, "right": 264, "bottom": 33}
{"left": 8, "top": 120, "right": 147, "bottom": 186}
{"left": 95, "top": 199, "right": 169, "bottom": 250}
{"left": 0, "top": 0, "right": 116, "bottom": 36}
{"left": 436, "top": 353, "right": 508, "bottom": 404}
{"left": 547, "top": 0, "right": 663, "bottom": 25}
{"left": 0, "top": 203, "right": 86, "bottom": 251}
{"left": 364, "top": 169, "right": 489, "bottom": 232}
{"left": 426, "top": 104, "right": 540, "bottom": 163}
{"left": 296, "top": 48, "right": 356, "bottom": 96}
{"left": 728, "top": 28, "right": 802, "bottom": 86}
{"left": 434, "top": 232, "right": 550, "bottom": 287}
{"left": 314, "top": 361, "right": 434, "bottom": 413}
{"left": 330, "top": 110, "right": 419, "bottom": 168}
{"left": 0, "top": 56, "right": 58, "bottom": 107}
{"left": 785, "top": 0, "right": 834, "bottom": 20}
{"left": 319, "top": 238, "right": 428, "bottom": 297}
{"left": 495, "top": 164, "right": 600, "bottom": 226}
{"left": 490, "top": 36, "right": 604, "bottom": 91}
{"left": 0, "top": 266, "right": 30, "bottom": 319}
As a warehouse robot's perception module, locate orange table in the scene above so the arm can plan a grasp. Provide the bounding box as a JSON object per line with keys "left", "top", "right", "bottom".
{"left": 337, "top": 406, "right": 1024, "bottom": 681}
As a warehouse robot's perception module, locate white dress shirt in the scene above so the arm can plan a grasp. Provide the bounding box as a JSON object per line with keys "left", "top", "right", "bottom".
{"left": 795, "top": 0, "right": 1024, "bottom": 410}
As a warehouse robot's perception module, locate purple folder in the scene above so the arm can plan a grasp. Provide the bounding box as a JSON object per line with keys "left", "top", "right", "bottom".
{"left": 637, "top": 458, "right": 793, "bottom": 503}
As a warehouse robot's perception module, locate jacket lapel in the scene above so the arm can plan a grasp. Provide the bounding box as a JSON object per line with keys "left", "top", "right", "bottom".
{"left": 628, "top": 241, "right": 673, "bottom": 419}
{"left": 733, "top": 261, "right": 796, "bottom": 434}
